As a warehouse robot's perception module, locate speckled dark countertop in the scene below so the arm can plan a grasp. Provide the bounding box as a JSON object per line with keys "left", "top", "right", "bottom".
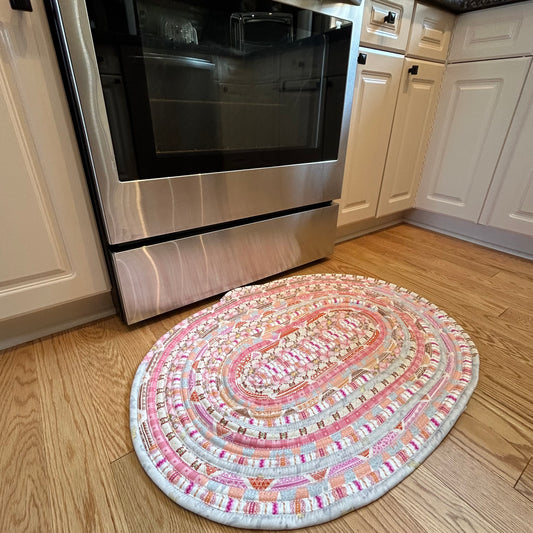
{"left": 424, "top": 0, "right": 530, "bottom": 12}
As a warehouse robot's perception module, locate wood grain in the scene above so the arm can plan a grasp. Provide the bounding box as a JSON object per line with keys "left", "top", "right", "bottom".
{"left": 423, "top": 438, "right": 533, "bottom": 533}
{"left": 34, "top": 332, "right": 129, "bottom": 533}
{"left": 70, "top": 316, "right": 158, "bottom": 462}
{"left": 342, "top": 492, "right": 425, "bottom": 533}
{"left": 386, "top": 224, "right": 533, "bottom": 279}
{"left": 475, "top": 339, "right": 533, "bottom": 423}
{"left": 451, "top": 392, "right": 533, "bottom": 484}
{"left": 390, "top": 459, "right": 502, "bottom": 533}
{"left": 1, "top": 223, "right": 532, "bottom": 532}
{"left": 372, "top": 232, "right": 533, "bottom": 312}
{"left": 499, "top": 305, "right": 533, "bottom": 332}
{"left": 0, "top": 344, "right": 52, "bottom": 533}
{"left": 515, "top": 458, "right": 533, "bottom": 502}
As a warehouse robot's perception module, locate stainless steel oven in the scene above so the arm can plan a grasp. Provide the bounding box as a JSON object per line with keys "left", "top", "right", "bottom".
{"left": 46, "top": 0, "right": 363, "bottom": 323}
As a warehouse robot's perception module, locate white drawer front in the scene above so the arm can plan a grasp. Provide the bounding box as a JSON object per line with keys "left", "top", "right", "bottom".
{"left": 360, "top": 0, "right": 414, "bottom": 53}
{"left": 407, "top": 3, "right": 455, "bottom": 62}
{"left": 449, "top": 1, "right": 533, "bottom": 62}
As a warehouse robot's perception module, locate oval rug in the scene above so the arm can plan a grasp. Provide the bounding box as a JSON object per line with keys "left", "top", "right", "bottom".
{"left": 130, "top": 274, "right": 479, "bottom": 529}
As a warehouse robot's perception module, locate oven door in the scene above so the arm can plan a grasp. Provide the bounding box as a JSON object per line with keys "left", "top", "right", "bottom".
{"left": 49, "top": 0, "right": 363, "bottom": 245}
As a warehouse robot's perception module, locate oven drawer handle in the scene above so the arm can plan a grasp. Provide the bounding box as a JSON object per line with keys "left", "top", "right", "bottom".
{"left": 10, "top": 0, "right": 32, "bottom": 11}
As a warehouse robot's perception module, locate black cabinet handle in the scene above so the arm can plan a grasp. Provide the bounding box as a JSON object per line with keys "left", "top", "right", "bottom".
{"left": 10, "top": 0, "right": 32, "bottom": 11}
{"left": 384, "top": 11, "right": 396, "bottom": 24}
{"left": 408, "top": 65, "right": 419, "bottom": 75}
{"left": 358, "top": 53, "right": 367, "bottom": 65}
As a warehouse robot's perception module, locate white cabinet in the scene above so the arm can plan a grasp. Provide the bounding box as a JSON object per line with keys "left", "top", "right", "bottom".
{"left": 338, "top": 2, "right": 451, "bottom": 230}
{"left": 360, "top": 0, "right": 414, "bottom": 54}
{"left": 337, "top": 48, "right": 403, "bottom": 226}
{"left": 377, "top": 58, "right": 444, "bottom": 217}
{"left": 479, "top": 64, "right": 533, "bottom": 236}
{"left": 415, "top": 57, "right": 531, "bottom": 222}
{"left": 448, "top": 1, "right": 533, "bottom": 63}
{"left": 0, "top": 3, "right": 110, "bottom": 322}
{"left": 407, "top": 2, "right": 455, "bottom": 63}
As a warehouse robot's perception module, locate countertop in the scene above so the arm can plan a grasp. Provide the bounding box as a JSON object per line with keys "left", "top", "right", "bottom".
{"left": 425, "top": 0, "right": 530, "bottom": 12}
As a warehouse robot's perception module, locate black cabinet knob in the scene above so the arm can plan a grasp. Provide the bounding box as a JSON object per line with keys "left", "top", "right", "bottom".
{"left": 10, "top": 0, "right": 32, "bottom": 11}
{"left": 408, "top": 65, "right": 419, "bottom": 75}
{"left": 384, "top": 11, "right": 396, "bottom": 24}
{"left": 358, "top": 53, "right": 367, "bottom": 65}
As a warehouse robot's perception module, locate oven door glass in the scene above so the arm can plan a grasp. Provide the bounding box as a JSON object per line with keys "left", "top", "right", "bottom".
{"left": 87, "top": 0, "right": 352, "bottom": 180}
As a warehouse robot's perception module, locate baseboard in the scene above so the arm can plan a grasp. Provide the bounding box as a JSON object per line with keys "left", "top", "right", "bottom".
{"left": 335, "top": 213, "right": 405, "bottom": 243}
{"left": 0, "top": 292, "right": 116, "bottom": 351}
{"left": 404, "top": 209, "right": 533, "bottom": 261}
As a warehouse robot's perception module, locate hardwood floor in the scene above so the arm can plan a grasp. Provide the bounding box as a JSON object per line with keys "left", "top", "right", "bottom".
{"left": 1, "top": 224, "right": 532, "bottom": 533}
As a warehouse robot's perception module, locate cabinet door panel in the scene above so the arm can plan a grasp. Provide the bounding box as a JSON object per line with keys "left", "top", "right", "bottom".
{"left": 0, "top": 3, "right": 109, "bottom": 320}
{"left": 415, "top": 58, "right": 530, "bottom": 222}
{"left": 407, "top": 3, "right": 455, "bottom": 63}
{"left": 449, "top": 1, "right": 533, "bottom": 62}
{"left": 0, "top": 54, "right": 71, "bottom": 290}
{"left": 360, "top": 0, "right": 414, "bottom": 54}
{"left": 480, "top": 64, "right": 533, "bottom": 236}
{"left": 338, "top": 49, "right": 403, "bottom": 226}
{"left": 377, "top": 59, "right": 444, "bottom": 217}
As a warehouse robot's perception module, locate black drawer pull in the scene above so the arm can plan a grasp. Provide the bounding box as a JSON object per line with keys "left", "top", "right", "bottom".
{"left": 408, "top": 65, "right": 419, "bottom": 75}
{"left": 384, "top": 11, "right": 396, "bottom": 24}
{"left": 358, "top": 53, "right": 367, "bottom": 65}
{"left": 10, "top": 0, "right": 32, "bottom": 11}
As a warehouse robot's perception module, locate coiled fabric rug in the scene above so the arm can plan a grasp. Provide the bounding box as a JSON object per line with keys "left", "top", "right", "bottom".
{"left": 130, "top": 274, "right": 479, "bottom": 529}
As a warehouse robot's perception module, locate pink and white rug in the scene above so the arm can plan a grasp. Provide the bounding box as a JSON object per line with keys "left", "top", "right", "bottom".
{"left": 130, "top": 274, "right": 479, "bottom": 529}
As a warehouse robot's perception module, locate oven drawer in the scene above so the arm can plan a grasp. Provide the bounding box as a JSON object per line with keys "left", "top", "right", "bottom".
{"left": 359, "top": 0, "right": 414, "bottom": 54}
{"left": 112, "top": 205, "right": 338, "bottom": 324}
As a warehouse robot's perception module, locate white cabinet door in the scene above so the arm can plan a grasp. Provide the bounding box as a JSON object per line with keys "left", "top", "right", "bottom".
{"left": 360, "top": 0, "right": 414, "bottom": 54}
{"left": 448, "top": 1, "right": 533, "bottom": 63}
{"left": 377, "top": 58, "right": 444, "bottom": 217}
{"left": 0, "top": 3, "right": 109, "bottom": 321}
{"left": 406, "top": 3, "right": 455, "bottom": 63}
{"left": 480, "top": 63, "right": 533, "bottom": 236}
{"left": 415, "top": 57, "right": 531, "bottom": 222}
{"left": 337, "top": 48, "right": 403, "bottom": 226}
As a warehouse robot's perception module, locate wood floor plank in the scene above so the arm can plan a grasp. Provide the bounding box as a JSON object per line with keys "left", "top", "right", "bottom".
{"left": 475, "top": 339, "right": 533, "bottom": 423}
{"left": 515, "top": 458, "right": 533, "bottom": 502}
{"left": 0, "top": 344, "right": 52, "bottom": 533}
{"left": 331, "top": 240, "right": 507, "bottom": 317}
{"left": 451, "top": 392, "right": 533, "bottom": 484}
{"left": 371, "top": 230, "right": 501, "bottom": 284}
{"left": 359, "top": 233, "right": 533, "bottom": 312}
{"left": 34, "top": 332, "right": 129, "bottom": 533}
{"left": 423, "top": 436, "right": 533, "bottom": 533}
{"left": 71, "top": 315, "right": 158, "bottom": 463}
{"left": 391, "top": 224, "right": 533, "bottom": 280}
{"left": 342, "top": 493, "right": 425, "bottom": 533}
{"left": 373, "top": 226, "right": 502, "bottom": 278}
{"left": 492, "top": 269, "right": 533, "bottom": 300}
{"left": 499, "top": 306, "right": 533, "bottom": 332}
{"left": 388, "top": 463, "right": 502, "bottom": 533}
